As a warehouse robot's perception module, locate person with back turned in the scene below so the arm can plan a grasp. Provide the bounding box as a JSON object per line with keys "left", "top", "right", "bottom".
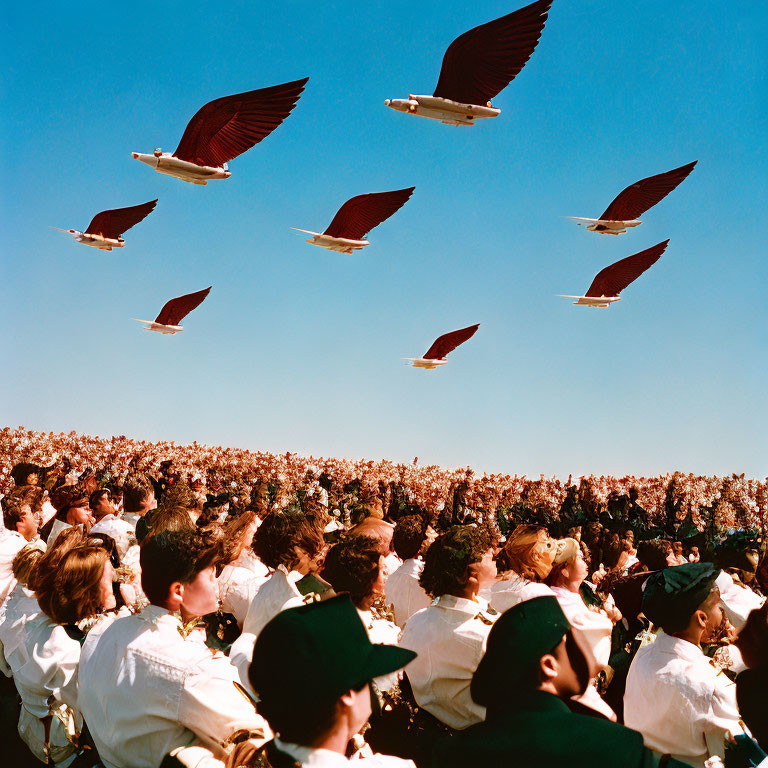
{"left": 433, "top": 596, "right": 691, "bottom": 768}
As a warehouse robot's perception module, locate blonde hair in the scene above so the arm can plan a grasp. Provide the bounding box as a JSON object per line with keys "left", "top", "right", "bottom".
{"left": 504, "top": 524, "right": 554, "bottom": 581}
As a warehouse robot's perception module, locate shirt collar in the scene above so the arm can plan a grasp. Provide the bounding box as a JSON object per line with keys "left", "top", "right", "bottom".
{"left": 655, "top": 630, "right": 705, "bottom": 661}
{"left": 435, "top": 593, "right": 488, "bottom": 614}
{"left": 137, "top": 604, "right": 182, "bottom": 630}
{"left": 273, "top": 737, "right": 349, "bottom": 766}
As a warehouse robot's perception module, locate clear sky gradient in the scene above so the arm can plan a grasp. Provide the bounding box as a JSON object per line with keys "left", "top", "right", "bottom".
{"left": 1, "top": 1, "right": 766, "bottom": 477}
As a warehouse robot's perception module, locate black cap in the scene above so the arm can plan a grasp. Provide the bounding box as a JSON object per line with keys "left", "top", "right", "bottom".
{"left": 642, "top": 562, "right": 720, "bottom": 631}
{"left": 471, "top": 596, "right": 571, "bottom": 707}
{"left": 249, "top": 595, "right": 416, "bottom": 714}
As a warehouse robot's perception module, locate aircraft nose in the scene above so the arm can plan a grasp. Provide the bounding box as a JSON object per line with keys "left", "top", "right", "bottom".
{"left": 384, "top": 99, "right": 391, "bottom": 106}
{"left": 131, "top": 152, "right": 139, "bottom": 159}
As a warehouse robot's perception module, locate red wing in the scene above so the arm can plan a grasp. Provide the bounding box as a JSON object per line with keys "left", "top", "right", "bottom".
{"left": 84, "top": 200, "right": 157, "bottom": 238}
{"left": 323, "top": 187, "right": 414, "bottom": 240}
{"left": 585, "top": 241, "right": 668, "bottom": 298}
{"left": 424, "top": 324, "right": 480, "bottom": 360}
{"left": 433, "top": 0, "right": 552, "bottom": 105}
{"left": 599, "top": 161, "right": 697, "bottom": 222}
{"left": 155, "top": 286, "right": 212, "bottom": 326}
{"left": 173, "top": 78, "right": 308, "bottom": 168}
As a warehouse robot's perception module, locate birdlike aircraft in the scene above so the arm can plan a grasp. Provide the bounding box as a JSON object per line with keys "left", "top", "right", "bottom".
{"left": 132, "top": 78, "right": 308, "bottom": 184}
{"left": 405, "top": 324, "right": 480, "bottom": 369}
{"left": 52, "top": 200, "right": 157, "bottom": 250}
{"left": 385, "top": 0, "right": 552, "bottom": 126}
{"left": 292, "top": 187, "right": 415, "bottom": 253}
{"left": 133, "top": 287, "right": 211, "bottom": 334}
{"left": 558, "top": 240, "right": 669, "bottom": 307}
{"left": 567, "top": 162, "right": 697, "bottom": 234}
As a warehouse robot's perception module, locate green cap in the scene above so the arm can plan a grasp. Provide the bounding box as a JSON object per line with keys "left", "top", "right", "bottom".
{"left": 642, "top": 562, "right": 720, "bottom": 632}
{"left": 249, "top": 595, "right": 416, "bottom": 714}
{"left": 471, "top": 596, "right": 571, "bottom": 707}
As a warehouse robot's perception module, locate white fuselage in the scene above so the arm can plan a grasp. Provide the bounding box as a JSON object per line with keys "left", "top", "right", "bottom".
{"left": 131, "top": 152, "right": 230, "bottom": 185}
{"left": 132, "top": 319, "right": 184, "bottom": 334}
{"left": 292, "top": 229, "right": 369, "bottom": 254}
{"left": 403, "top": 357, "right": 448, "bottom": 370}
{"left": 558, "top": 295, "right": 621, "bottom": 308}
{"left": 384, "top": 94, "right": 500, "bottom": 127}
{"left": 567, "top": 217, "right": 642, "bottom": 235}
{"left": 74, "top": 232, "right": 124, "bottom": 251}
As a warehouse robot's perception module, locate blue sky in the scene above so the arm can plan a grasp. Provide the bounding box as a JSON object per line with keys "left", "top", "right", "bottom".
{"left": 1, "top": 0, "right": 766, "bottom": 477}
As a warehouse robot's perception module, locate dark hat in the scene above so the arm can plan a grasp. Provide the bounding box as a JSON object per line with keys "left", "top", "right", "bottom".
{"left": 471, "top": 596, "right": 571, "bottom": 707}
{"left": 249, "top": 595, "right": 415, "bottom": 714}
{"left": 642, "top": 562, "right": 720, "bottom": 631}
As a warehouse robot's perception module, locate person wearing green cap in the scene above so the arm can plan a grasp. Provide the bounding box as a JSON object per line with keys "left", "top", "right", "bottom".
{"left": 239, "top": 594, "right": 418, "bottom": 767}
{"left": 624, "top": 563, "right": 742, "bottom": 767}
{"left": 433, "top": 596, "right": 690, "bottom": 768}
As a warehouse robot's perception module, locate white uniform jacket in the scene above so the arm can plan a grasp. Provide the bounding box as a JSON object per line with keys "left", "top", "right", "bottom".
{"left": 624, "top": 632, "right": 742, "bottom": 767}
{"left": 398, "top": 594, "right": 498, "bottom": 730}
{"left": 77, "top": 604, "right": 268, "bottom": 768}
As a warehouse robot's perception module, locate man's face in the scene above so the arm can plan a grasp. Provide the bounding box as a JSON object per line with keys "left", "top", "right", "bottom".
{"left": 471, "top": 548, "right": 498, "bottom": 589}
{"left": 347, "top": 683, "right": 373, "bottom": 736}
{"left": 701, "top": 586, "right": 724, "bottom": 643}
{"left": 25, "top": 472, "right": 39, "bottom": 486}
{"left": 181, "top": 565, "right": 219, "bottom": 617}
{"left": 16, "top": 505, "right": 38, "bottom": 541}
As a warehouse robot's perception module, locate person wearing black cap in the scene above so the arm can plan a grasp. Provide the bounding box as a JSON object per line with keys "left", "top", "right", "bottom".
{"left": 624, "top": 563, "right": 742, "bottom": 767}
{"left": 433, "top": 596, "right": 688, "bottom": 768}
{"left": 238, "top": 594, "right": 417, "bottom": 767}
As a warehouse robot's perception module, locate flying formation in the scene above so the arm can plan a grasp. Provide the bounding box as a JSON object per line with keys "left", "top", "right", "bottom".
{"left": 291, "top": 188, "right": 415, "bottom": 253}
{"left": 52, "top": 200, "right": 157, "bottom": 251}
{"left": 132, "top": 287, "right": 212, "bottom": 335}
{"left": 404, "top": 325, "right": 481, "bottom": 369}
{"left": 51, "top": 0, "right": 701, "bottom": 372}
{"left": 566, "top": 162, "right": 697, "bottom": 235}
{"left": 132, "top": 79, "right": 308, "bottom": 185}
{"left": 385, "top": 0, "right": 552, "bottom": 126}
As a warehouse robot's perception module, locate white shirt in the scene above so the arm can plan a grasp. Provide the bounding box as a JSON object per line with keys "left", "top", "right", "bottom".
{"left": 715, "top": 571, "right": 765, "bottom": 631}
{"left": 8, "top": 611, "right": 83, "bottom": 764}
{"left": 90, "top": 514, "right": 136, "bottom": 557}
{"left": 383, "top": 552, "right": 402, "bottom": 578}
{"left": 241, "top": 567, "right": 305, "bottom": 638}
{"left": 399, "top": 594, "right": 498, "bottom": 730}
{"left": 483, "top": 573, "right": 554, "bottom": 613}
{"left": 218, "top": 564, "right": 268, "bottom": 626}
{"left": 624, "top": 632, "right": 742, "bottom": 767}
{"left": 0, "top": 585, "right": 41, "bottom": 674}
{"left": 0, "top": 530, "right": 30, "bottom": 607}
{"left": 77, "top": 604, "right": 268, "bottom": 768}
{"left": 385, "top": 558, "right": 431, "bottom": 628}
{"left": 357, "top": 608, "right": 401, "bottom": 693}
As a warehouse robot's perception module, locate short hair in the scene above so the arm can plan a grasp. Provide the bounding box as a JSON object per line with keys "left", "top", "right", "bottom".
{"left": 140, "top": 530, "right": 220, "bottom": 605}
{"left": 420, "top": 526, "right": 491, "bottom": 599}
{"left": 392, "top": 515, "right": 429, "bottom": 560}
{"left": 322, "top": 537, "right": 381, "bottom": 608}
{"left": 636, "top": 539, "right": 672, "bottom": 571}
{"left": 658, "top": 584, "right": 719, "bottom": 636}
{"left": 123, "top": 473, "right": 154, "bottom": 513}
{"left": 89, "top": 489, "right": 110, "bottom": 509}
{"left": 253, "top": 509, "right": 324, "bottom": 571}
{"left": 2, "top": 486, "right": 43, "bottom": 531}
{"left": 218, "top": 511, "right": 257, "bottom": 567}
{"left": 40, "top": 545, "right": 109, "bottom": 624}
{"left": 137, "top": 504, "right": 195, "bottom": 543}
{"left": 12, "top": 545, "right": 44, "bottom": 585}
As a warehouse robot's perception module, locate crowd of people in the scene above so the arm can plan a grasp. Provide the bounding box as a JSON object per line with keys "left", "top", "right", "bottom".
{"left": 0, "top": 425, "right": 765, "bottom": 768}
